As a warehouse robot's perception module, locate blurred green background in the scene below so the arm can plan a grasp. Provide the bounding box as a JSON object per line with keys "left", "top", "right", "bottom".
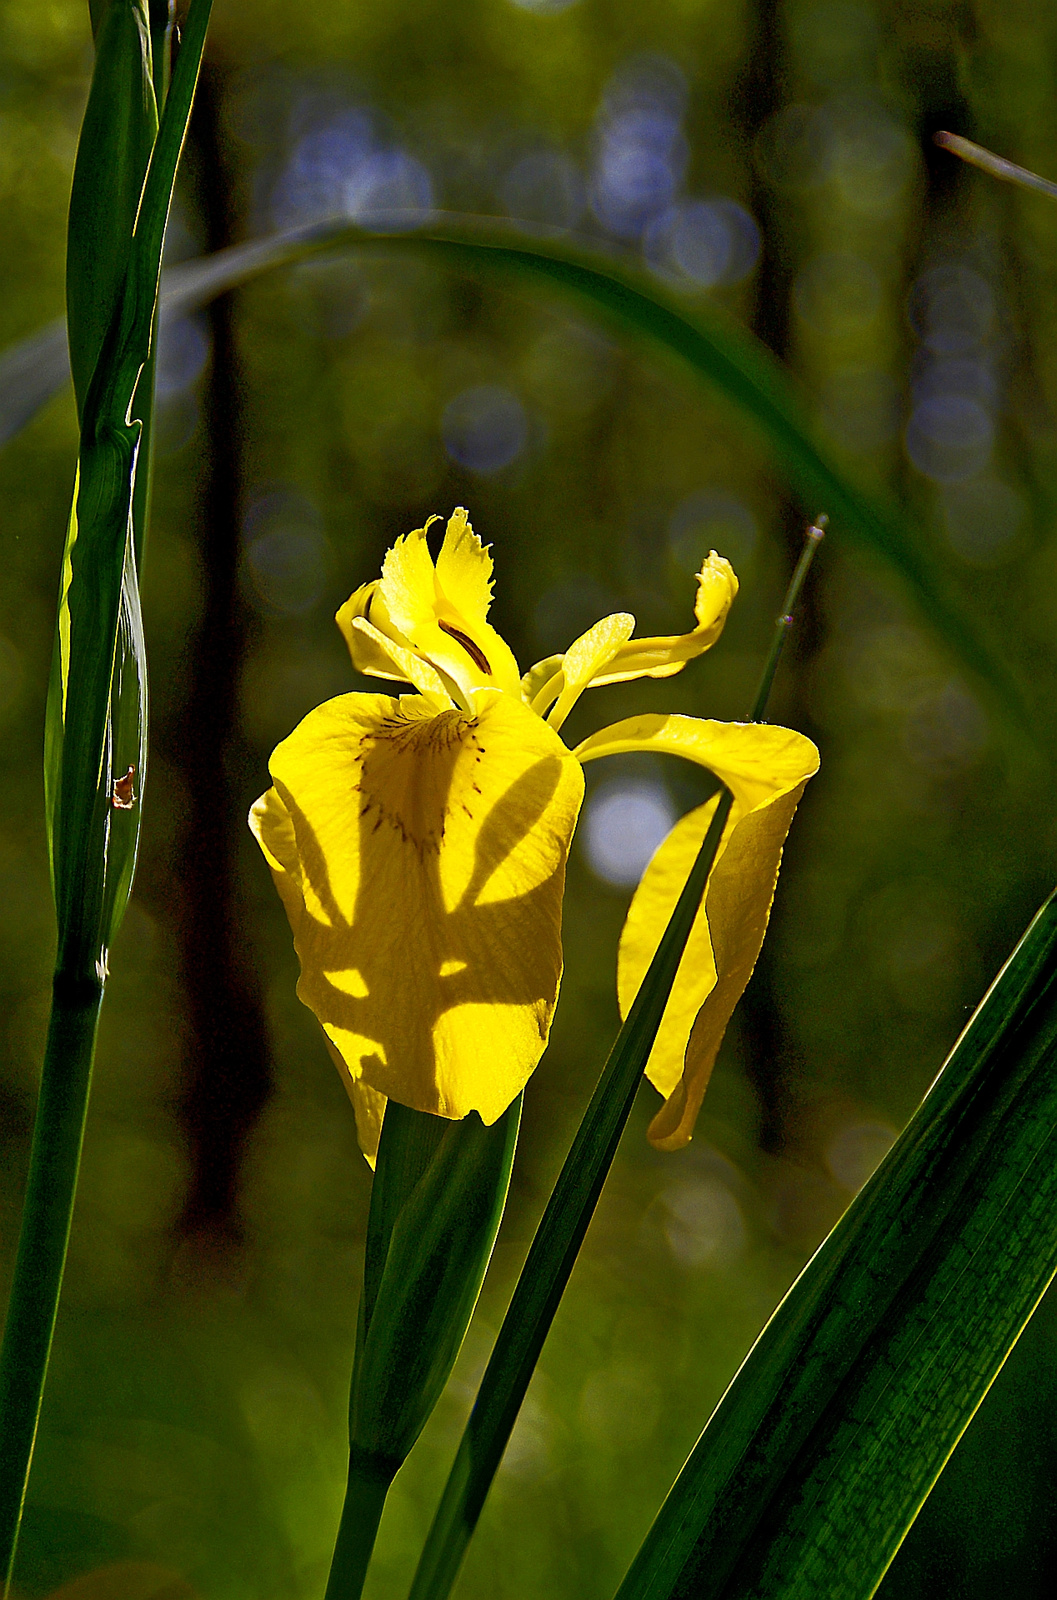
{"left": 4, "top": 0, "right": 1057, "bottom": 1595}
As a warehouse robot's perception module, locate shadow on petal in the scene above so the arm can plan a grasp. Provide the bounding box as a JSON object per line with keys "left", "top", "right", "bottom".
{"left": 262, "top": 689, "right": 583, "bottom": 1127}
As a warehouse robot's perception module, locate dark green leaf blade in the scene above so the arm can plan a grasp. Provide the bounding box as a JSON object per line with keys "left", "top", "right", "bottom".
{"left": 321, "top": 1100, "right": 522, "bottom": 1600}
{"left": 357, "top": 1100, "right": 451, "bottom": 1368}
{"left": 50, "top": 0, "right": 213, "bottom": 962}
{"left": 66, "top": 0, "right": 157, "bottom": 420}
{"left": 1, "top": 4, "right": 215, "bottom": 1586}
{"left": 614, "top": 889, "right": 1057, "bottom": 1600}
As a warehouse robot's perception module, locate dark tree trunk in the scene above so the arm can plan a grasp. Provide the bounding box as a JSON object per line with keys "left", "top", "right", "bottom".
{"left": 171, "top": 60, "right": 274, "bottom": 1245}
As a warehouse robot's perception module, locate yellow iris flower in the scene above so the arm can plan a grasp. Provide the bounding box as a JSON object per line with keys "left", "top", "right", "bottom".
{"left": 250, "top": 508, "right": 818, "bottom": 1162}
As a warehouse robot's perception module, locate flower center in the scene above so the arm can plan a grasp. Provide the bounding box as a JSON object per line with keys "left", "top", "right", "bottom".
{"left": 356, "top": 707, "right": 485, "bottom": 856}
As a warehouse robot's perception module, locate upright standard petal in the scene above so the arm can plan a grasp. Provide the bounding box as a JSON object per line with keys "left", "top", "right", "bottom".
{"left": 342, "top": 509, "right": 523, "bottom": 704}
{"left": 336, "top": 581, "right": 416, "bottom": 684}
{"left": 576, "top": 714, "right": 818, "bottom": 1149}
{"left": 253, "top": 689, "right": 584, "bottom": 1131}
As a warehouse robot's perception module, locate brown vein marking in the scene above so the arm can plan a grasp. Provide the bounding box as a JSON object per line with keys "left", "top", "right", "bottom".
{"left": 439, "top": 619, "right": 492, "bottom": 675}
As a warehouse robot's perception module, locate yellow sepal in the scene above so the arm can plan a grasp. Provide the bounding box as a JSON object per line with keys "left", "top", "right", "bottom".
{"left": 251, "top": 688, "right": 584, "bottom": 1141}
{"left": 576, "top": 713, "right": 818, "bottom": 1149}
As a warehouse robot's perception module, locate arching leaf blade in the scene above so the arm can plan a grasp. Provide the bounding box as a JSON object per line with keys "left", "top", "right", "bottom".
{"left": 1, "top": 215, "right": 1025, "bottom": 725}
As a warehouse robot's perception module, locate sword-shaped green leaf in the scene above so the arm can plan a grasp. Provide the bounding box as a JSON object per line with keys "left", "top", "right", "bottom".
{"left": 0, "top": 3, "right": 214, "bottom": 1589}
{"left": 352, "top": 1099, "right": 522, "bottom": 1468}
{"left": 49, "top": 0, "right": 211, "bottom": 963}
{"left": 614, "top": 888, "right": 1057, "bottom": 1600}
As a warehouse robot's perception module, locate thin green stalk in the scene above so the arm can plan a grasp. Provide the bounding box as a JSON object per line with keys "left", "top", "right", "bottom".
{"left": 407, "top": 523, "right": 825, "bottom": 1600}
{"left": 0, "top": 977, "right": 103, "bottom": 1593}
{"left": 749, "top": 515, "right": 826, "bottom": 722}
{"left": 324, "top": 1450, "right": 398, "bottom": 1600}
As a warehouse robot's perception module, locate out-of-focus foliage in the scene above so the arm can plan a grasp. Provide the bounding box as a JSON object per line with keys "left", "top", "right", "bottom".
{"left": 3, "top": 1, "right": 1057, "bottom": 1597}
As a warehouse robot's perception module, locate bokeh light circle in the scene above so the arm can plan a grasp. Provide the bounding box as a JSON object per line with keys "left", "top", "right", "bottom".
{"left": 582, "top": 779, "right": 676, "bottom": 888}
{"left": 904, "top": 394, "right": 993, "bottom": 483}
{"left": 442, "top": 385, "right": 529, "bottom": 474}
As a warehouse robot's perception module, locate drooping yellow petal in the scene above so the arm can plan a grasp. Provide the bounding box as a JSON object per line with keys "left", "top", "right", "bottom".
{"left": 251, "top": 688, "right": 584, "bottom": 1136}
{"left": 576, "top": 713, "right": 818, "bottom": 1150}
{"left": 575, "top": 713, "right": 815, "bottom": 816}
{"left": 251, "top": 785, "right": 391, "bottom": 1166}
{"left": 587, "top": 552, "right": 738, "bottom": 686}
{"left": 372, "top": 509, "right": 522, "bottom": 701}
{"left": 325, "top": 1037, "right": 388, "bottom": 1168}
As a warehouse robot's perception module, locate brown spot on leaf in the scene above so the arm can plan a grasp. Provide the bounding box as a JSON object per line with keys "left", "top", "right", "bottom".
{"left": 112, "top": 765, "right": 136, "bottom": 810}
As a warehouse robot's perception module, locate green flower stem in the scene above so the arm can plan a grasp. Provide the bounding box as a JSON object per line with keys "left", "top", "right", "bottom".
{"left": 0, "top": 973, "right": 103, "bottom": 1595}
{"left": 324, "top": 1448, "right": 398, "bottom": 1600}
{"left": 407, "top": 521, "right": 825, "bottom": 1600}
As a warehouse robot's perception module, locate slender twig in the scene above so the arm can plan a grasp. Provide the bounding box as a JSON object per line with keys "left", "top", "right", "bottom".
{"left": 749, "top": 515, "right": 826, "bottom": 721}
{"left": 934, "top": 131, "right": 1057, "bottom": 201}
{"left": 405, "top": 520, "right": 826, "bottom": 1600}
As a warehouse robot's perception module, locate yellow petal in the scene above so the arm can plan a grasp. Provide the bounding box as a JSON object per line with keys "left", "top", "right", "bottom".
{"left": 587, "top": 552, "right": 738, "bottom": 686}
{"left": 336, "top": 581, "right": 411, "bottom": 682}
{"left": 576, "top": 714, "right": 818, "bottom": 1150}
{"left": 434, "top": 503, "right": 498, "bottom": 624}
{"left": 256, "top": 688, "right": 584, "bottom": 1128}
{"left": 521, "top": 653, "right": 564, "bottom": 716}
{"left": 349, "top": 616, "right": 453, "bottom": 708}
{"left": 618, "top": 793, "right": 724, "bottom": 1124}
{"left": 575, "top": 713, "right": 816, "bottom": 816}
{"left": 324, "top": 1037, "right": 388, "bottom": 1167}
{"left": 546, "top": 612, "right": 636, "bottom": 731}
{"left": 249, "top": 785, "right": 306, "bottom": 938}
{"left": 251, "top": 788, "right": 389, "bottom": 1165}
{"left": 375, "top": 509, "right": 522, "bottom": 701}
